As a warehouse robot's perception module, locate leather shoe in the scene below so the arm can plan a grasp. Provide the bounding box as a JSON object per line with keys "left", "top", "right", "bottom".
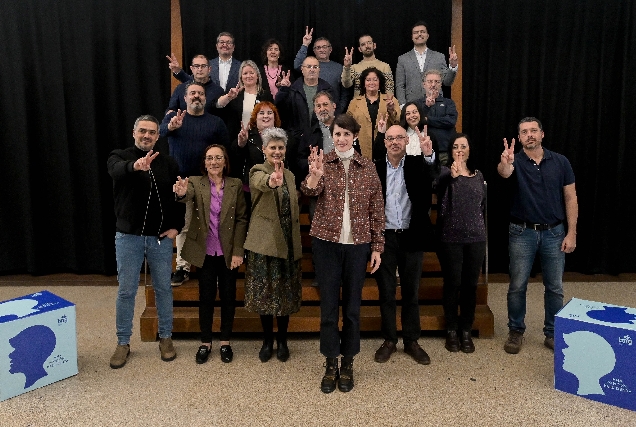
{"left": 445, "top": 330, "right": 460, "bottom": 352}
{"left": 258, "top": 340, "right": 273, "bottom": 362}
{"left": 321, "top": 357, "right": 339, "bottom": 394}
{"left": 460, "top": 331, "right": 475, "bottom": 353}
{"left": 220, "top": 345, "right": 233, "bottom": 363}
{"left": 195, "top": 345, "right": 211, "bottom": 364}
{"left": 276, "top": 341, "right": 290, "bottom": 362}
{"left": 338, "top": 357, "right": 354, "bottom": 392}
{"left": 404, "top": 341, "right": 431, "bottom": 365}
{"left": 374, "top": 340, "right": 397, "bottom": 363}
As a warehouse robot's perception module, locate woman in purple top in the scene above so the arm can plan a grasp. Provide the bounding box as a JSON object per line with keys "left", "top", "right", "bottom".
{"left": 435, "top": 133, "right": 487, "bottom": 354}
{"left": 174, "top": 144, "right": 248, "bottom": 364}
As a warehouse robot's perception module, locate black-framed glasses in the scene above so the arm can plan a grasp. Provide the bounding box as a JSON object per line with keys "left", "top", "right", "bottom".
{"left": 205, "top": 155, "right": 225, "bottom": 161}
{"left": 191, "top": 64, "right": 210, "bottom": 69}
{"left": 385, "top": 135, "right": 407, "bottom": 142}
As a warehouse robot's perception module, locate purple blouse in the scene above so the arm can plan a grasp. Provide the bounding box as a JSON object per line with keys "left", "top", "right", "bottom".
{"left": 205, "top": 178, "right": 224, "bottom": 256}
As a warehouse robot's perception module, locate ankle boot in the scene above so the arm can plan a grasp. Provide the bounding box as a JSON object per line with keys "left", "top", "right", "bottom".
{"left": 258, "top": 340, "right": 273, "bottom": 362}
{"left": 320, "top": 357, "right": 339, "bottom": 393}
{"left": 338, "top": 356, "right": 354, "bottom": 392}
{"left": 276, "top": 340, "right": 290, "bottom": 362}
{"left": 460, "top": 330, "right": 475, "bottom": 353}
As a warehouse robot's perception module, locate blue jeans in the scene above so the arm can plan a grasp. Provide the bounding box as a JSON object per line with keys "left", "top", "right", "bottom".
{"left": 507, "top": 223, "right": 565, "bottom": 337}
{"left": 115, "top": 232, "right": 174, "bottom": 345}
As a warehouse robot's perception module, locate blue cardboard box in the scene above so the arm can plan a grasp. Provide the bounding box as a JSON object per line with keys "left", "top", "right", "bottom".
{"left": 555, "top": 297, "right": 636, "bottom": 411}
{"left": 0, "top": 291, "right": 78, "bottom": 401}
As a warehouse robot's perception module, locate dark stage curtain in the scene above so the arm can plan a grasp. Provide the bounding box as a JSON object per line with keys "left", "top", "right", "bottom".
{"left": 463, "top": 0, "right": 636, "bottom": 273}
{"left": 178, "top": 0, "right": 452, "bottom": 96}
{"left": 0, "top": 0, "right": 171, "bottom": 274}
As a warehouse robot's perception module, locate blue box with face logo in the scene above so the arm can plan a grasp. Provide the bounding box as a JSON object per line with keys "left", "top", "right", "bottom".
{"left": 0, "top": 291, "right": 78, "bottom": 401}
{"left": 554, "top": 298, "right": 636, "bottom": 411}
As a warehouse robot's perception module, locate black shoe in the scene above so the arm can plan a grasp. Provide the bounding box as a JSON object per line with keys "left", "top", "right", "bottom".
{"left": 445, "top": 330, "right": 460, "bottom": 352}
{"left": 321, "top": 357, "right": 339, "bottom": 394}
{"left": 338, "top": 357, "right": 354, "bottom": 392}
{"left": 220, "top": 345, "right": 233, "bottom": 363}
{"left": 171, "top": 268, "right": 189, "bottom": 286}
{"left": 276, "top": 341, "right": 290, "bottom": 362}
{"left": 460, "top": 330, "right": 475, "bottom": 353}
{"left": 259, "top": 340, "right": 273, "bottom": 362}
{"left": 404, "top": 341, "right": 431, "bottom": 365}
{"left": 374, "top": 340, "right": 397, "bottom": 363}
{"left": 195, "top": 345, "right": 211, "bottom": 364}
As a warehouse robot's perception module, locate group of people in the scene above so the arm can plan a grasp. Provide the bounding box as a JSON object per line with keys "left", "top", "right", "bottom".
{"left": 106, "top": 21, "right": 578, "bottom": 394}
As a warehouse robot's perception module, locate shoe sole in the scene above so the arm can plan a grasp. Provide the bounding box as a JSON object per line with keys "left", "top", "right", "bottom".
{"left": 161, "top": 353, "right": 177, "bottom": 362}
{"left": 504, "top": 345, "right": 521, "bottom": 354}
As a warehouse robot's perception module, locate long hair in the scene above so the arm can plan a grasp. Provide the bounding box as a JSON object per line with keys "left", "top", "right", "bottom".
{"left": 399, "top": 102, "right": 426, "bottom": 132}
{"left": 260, "top": 39, "right": 284, "bottom": 65}
{"left": 239, "top": 60, "right": 263, "bottom": 95}
{"left": 448, "top": 133, "right": 476, "bottom": 174}
{"left": 359, "top": 67, "right": 386, "bottom": 95}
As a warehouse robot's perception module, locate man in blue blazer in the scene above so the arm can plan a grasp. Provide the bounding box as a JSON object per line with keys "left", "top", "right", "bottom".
{"left": 395, "top": 21, "right": 458, "bottom": 106}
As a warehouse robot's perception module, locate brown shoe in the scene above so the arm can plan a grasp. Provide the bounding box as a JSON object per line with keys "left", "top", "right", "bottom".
{"left": 110, "top": 344, "right": 130, "bottom": 369}
{"left": 404, "top": 341, "right": 431, "bottom": 365}
{"left": 374, "top": 340, "right": 397, "bottom": 363}
{"left": 504, "top": 330, "right": 524, "bottom": 354}
{"left": 159, "top": 337, "right": 177, "bottom": 361}
{"left": 544, "top": 336, "right": 555, "bottom": 351}
{"left": 460, "top": 330, "right": 475, "bottom": 353}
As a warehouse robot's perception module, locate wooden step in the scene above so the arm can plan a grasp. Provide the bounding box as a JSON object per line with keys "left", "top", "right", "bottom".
{"left": 140, "top": 304, "right": 494, "bottom": 341}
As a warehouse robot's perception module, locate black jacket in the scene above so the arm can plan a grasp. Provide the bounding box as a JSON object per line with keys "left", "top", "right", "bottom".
{"left": 275, "top": 78, "right": 335, "bottom": 140}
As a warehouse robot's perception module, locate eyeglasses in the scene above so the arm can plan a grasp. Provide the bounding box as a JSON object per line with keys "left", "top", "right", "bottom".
{"left": 303, "top": 65, "right": 320, "bottom": 69}
{"left": 314, "top": 45, "right": 331, "bottom": 50}
{"left": 425, "top": 79, "right": 441, "bottom": 84}
{"left": 205, "top": 155, "right": 225, "bottom": 161}
{"left": 191, "top": 64, "right": 210, "bottom": 69}
{"left": 217, "top": 40, "right": 234, "bottom": 46}
{"left": 385, "top": 135, "right": 407, "bottom": 142}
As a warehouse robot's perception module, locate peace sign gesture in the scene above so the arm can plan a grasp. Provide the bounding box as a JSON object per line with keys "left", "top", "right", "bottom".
{"left": 419, "top": 125, "right": 433, "bottom": 156}
{"left": 227, "top": 81, "right": 244, "bottom": 100}
{"left": 278, "top": 70, "right": 292, "bottom": 87}
{"left": 302, "top": 26, "right": 314, "bottom": 47}
{"left": 343, "top": 47, "right": 354, "bottom": 67}
{"left": 237, "top": 121, "right": 250, "bottom": 147}
{"left": 308, "top": 146, "right": 324, "bottom": 178}
{"left": 173, "top": 176, "right": 189, "bottom": 197}
{"left": 166, "top": 53, "right": 182, "bottom": 74}
{"left": 134, "top": 150, "right": 160, "bottom": 171}
{"left": 448, "top": 45, "right": 458, "bottom": 68}
{"left": 501, "top": 138, "right": 515, "bottom": 164}
{"left": 269, "top": 160, "right": 284, "bottom": 188}
{"left": 167, "top": 109, "right": 186, "bottom": 131}
{"left": 377, "top": 112, "right": 388, "bottom": 134}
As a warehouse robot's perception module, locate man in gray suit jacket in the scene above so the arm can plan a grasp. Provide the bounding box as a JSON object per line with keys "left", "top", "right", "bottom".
{"left": 395, "top": 21, "right": 458, "bottom": 106}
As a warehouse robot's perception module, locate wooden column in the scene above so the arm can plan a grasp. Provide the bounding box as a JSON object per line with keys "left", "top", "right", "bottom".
{"left": 451, "top": 0, "right": 463, "bottom": 132}
{"left": 170, "top": 0, "right": 183, "bottom": 92}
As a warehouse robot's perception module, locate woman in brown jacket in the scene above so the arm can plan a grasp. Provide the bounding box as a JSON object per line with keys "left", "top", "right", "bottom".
{"left": 174, "top": 144, "right": 248, "bottom": 364}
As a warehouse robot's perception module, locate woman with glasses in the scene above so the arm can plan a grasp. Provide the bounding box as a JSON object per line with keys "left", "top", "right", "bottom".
{"left": 173, "top": 144, "right": 248, "bottom": 364}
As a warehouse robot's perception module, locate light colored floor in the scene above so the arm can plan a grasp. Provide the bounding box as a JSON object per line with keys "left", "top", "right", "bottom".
{"left": 1, "top": 280, "right": 635, "bottom": 427}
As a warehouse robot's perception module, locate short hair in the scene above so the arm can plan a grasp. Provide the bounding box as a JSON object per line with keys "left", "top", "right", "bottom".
{"left": 423, "top": 69, "right": 443, "bottom": 81}
{"left": 313, "top": 90, "right": 334, "bottom": 104}
{"left": 330, "top": 114, "right": 361, "bottom": 135}
{"left": 191, "top": 54, "right": 208, "bottom": 64}
{"left": 518, "top": 117, "right": 543, "bottom": 133}
{"left": 302, "top": 56, "right": 319, "bottom": 66}
{"left": 411, "top": 21, "right": 429, "bottom": 33}
{"left": 313, "top": 37, "right": 331, "bottom": 46}
{"left": 358, "top": 34, "right": 374, "bottom": 45}
{"left": 216, "top": 32, "right": 235, "bottom": 44}
{"left": 261, "top": 39, "right": 284, "bottom": 65}
{"left": 184, "top": 80, "right": 205, "bottom": 94}
{"left": 359, "top": 67, "right": 386, "bottom": 95}
{"left": 239, "top": 60, "right": 263, "bottom": 95}
{"left": 248, "top": 101, "right": 282, "bottom": 130}
{"left": 399, "top": 102, "right": 426, "bottom": 132}
{"left": 448, "top": 133, "right": 477, "bottom": 174}
{"left": 261, "top": 127, "right": 288, "bottom": 147}
{"left": 133, "top": 115, "right": 159, "bottom": 130}
{"left": 200, "top": 144, "right": 230, "bottom": 176}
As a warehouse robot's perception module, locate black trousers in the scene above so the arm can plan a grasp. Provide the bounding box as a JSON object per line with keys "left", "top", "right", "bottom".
{"left": 375, "top": 230, "right": 423, "bottom": 344}
{"left": 437, "top": 241, "right": 486, "bottom": 331}
{"left": 313, "top": 238, "right": 370, "bottom": 358}
{"left": 198, "top": 255, "right": 237, "bottom": 342}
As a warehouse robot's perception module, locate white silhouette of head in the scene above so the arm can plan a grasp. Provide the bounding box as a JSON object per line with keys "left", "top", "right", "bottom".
{"left": 562, "top": 331, "right": 616, "bottom": 395}
{"left": 0, "top": 299, "right": 39, "bottom": 319}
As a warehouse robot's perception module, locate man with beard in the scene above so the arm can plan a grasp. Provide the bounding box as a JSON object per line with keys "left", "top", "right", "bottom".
{"left": 497, "top": 117, "right": 578, "bottom": 354}
{"left": 160, "top": 81, "right": 230, "bottom": 285}
{"left": 107, "top": 115, "right": 185, "bottom": 368}
{"left": 166, "top": 54, "right": 225, "bottom": 115}
{"left": 395, "top": 21, "right": 458, "bottom": 106}
{"left": 341, "top": 34, "right": 394, "bottom": 97}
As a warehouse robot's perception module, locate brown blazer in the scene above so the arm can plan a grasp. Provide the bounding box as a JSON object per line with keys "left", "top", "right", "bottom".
{"left": 179, "top": 176, "right": 248, "bottom": 269}
{"left": 346, "top": 95, "right": 401, "bottom": 160}
{"left": 243, "top": 162, "right": 302, "bottom": 261}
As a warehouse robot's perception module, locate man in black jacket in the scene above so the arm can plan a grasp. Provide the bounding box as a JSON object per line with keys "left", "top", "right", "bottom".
{"left": 373, "top": 125, "right": 437, "bottom": 365}
{"left": 106, "top": 115, "right": 185, "bottom": 369}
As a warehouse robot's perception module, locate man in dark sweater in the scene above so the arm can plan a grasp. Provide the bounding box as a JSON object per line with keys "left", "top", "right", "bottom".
{"left": 166, "top": 54, "right": 224, "bottom": 115}
{"left": 161, "top": 81, "right": 230, "bottom": 285}
{"left": 107, "top": 115, "right": 185, "bottom": 369}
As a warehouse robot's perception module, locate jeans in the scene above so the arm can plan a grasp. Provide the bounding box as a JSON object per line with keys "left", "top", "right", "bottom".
{"left": 507, "top": 223, "right": 565, "bottom": 337}
{"left": 115, "top": 232, "right": 174, "bottom": 345}
{"left": 375, "top": 231, "right": 423, "bottom": 344}
{"left": 313, "top": 238, "right": 370, "bottom": 358}
{"left": 198, "top": 255, "right": 237, "bottom": 343}
{"left": 175, "top": 199, "right": 192, "bottom": 271}
{"left": 437, "top": 241, "right": 486, "bottom": 331}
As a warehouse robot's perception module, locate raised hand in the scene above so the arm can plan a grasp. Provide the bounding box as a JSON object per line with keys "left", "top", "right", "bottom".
{"left": 377, "top": 112, "right": 388, "bottom": 134}
{"left": 166, "top": 53, "right": 182, "bottom": 74}
{"left": 134, "top": 150, "right": 160, "bottom": 171}
{"left": 173, "top": 176, "right": 189, "bottom": 196}
{"left": 501, "top": 138, "right": 515, "bottom": 164}
{"left": 226, "top": 81, "right": 244, "bottom": 100}
{"left": 308, "top": 146, "right": 324, "bottom": 178}
{"left": 277, "top": 70, "right": 292, "bottom": 87}
{"left": 425, "top": 89, "right": 438, "bottom": 107}
{"left": 168, "top": 109, "right": 186, "bottom": 131}
{"left": 385, "top": 94, "right": 395, "bottom": 112}
{"left": 419, "top": 125, "right": 433, "bottom": 156}
{"left": 343, "top": 47, "right": 354, "bottom": 67}
{"left": 269, "top": 160, "right": 284, "bottom": 188}
{"left": 448, "top": 45, "right": 458, "bottom": 68}
{"left": 450, "top": 161, "right": 461, "bottom": 178}
{"left": 237, "top": 121, "right": 249, "bottom": 147}
{"left": 302, "top": 26, "right": 314, "bottom": 46}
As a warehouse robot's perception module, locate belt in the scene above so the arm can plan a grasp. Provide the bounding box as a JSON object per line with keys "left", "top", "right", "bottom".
{"left": 384, "top": 229, "right": 406, "bottom": 234}
{"left": 511, "top": 219, "right": 562, "bottom": 231}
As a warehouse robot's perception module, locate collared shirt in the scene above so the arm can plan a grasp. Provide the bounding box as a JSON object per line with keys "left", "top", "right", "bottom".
{"left": 205, "top": 178, "right": 225, "bottom": 256}
{"left": 218, "top": 57, "right": 232, "bottom": 90}
{"left": 319, "top": 121, "right": 335, "bottom": 154}
{"left": 385, "top": 155, "right": 412, "bottom": 230}
{"left": 414, "top": 47, "right": 428, "bottom": 73}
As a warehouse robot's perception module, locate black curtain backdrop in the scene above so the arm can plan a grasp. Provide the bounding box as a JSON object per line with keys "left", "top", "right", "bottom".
{"left": 0, "top": 0, "right": 171, "bottom": 275}
{"left": 463, "top": 0, "right": 636, "bottom": 274}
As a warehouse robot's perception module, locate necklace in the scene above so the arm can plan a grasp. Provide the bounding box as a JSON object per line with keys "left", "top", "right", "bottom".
{"left": 265, "top": 65, "right": 280, "bottom": 80}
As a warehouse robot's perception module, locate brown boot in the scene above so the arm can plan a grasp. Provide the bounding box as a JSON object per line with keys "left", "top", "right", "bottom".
{"left": 159, "top": 337, "right": 176, "bottom": 361}
{"left": 110, "top": 344, "right": 130, "bottom": 369}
